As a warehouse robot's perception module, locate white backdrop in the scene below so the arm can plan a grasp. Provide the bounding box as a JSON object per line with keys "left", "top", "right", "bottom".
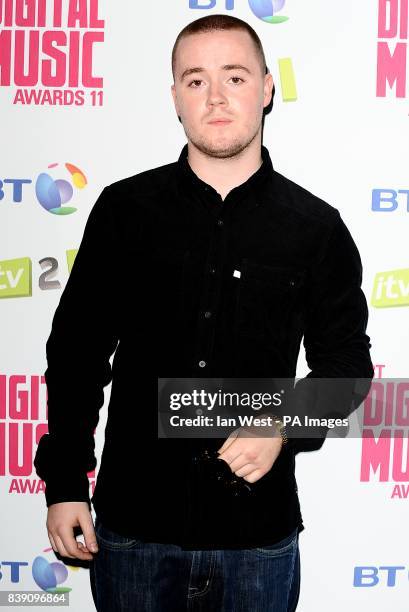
{"left": 1, "top": 1, "right": 408, "bottom": 610}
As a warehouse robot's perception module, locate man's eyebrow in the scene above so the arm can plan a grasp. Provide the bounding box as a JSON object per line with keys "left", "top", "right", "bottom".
{"left": 180, "top": 64, "right": 252, "bottom": 82}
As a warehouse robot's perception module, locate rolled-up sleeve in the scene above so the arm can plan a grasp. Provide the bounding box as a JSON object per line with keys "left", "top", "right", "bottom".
{"left": 284, "top": 210, "right": 374, "bottom": 454}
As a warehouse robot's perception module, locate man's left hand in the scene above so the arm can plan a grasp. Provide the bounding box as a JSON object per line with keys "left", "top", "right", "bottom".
{"left": 216, "top": 418, "right": 283, "bottom": 484}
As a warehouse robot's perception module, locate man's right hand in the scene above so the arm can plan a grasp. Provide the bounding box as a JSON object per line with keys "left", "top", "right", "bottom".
{"left": 46, "top": 502, "right": 99, "bottom": 561}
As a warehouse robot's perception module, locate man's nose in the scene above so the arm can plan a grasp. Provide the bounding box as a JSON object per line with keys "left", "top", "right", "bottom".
{"left": 207, "top": 83, "right": 227, "bottom": 106}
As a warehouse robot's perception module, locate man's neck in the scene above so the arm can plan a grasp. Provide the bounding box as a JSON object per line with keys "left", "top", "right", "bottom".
{"left": 186, "top": 138, "right": 263, "bottom": 201}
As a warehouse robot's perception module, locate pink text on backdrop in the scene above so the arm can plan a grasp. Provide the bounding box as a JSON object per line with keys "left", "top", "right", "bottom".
{"left": 377, "top": 0, "right": 408, "bottom": 97}
{"left": 0, "top": 0, "right": 104, "bottom": 89}
{"left": 0, "top": 374, "right": 96, "bottom": 487}
{"left": 360, "top": 381, "right": 409, "bottom": 486}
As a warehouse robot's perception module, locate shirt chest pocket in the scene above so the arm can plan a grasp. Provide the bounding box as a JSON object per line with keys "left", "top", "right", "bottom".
{"left": 235, "top": 259, "right": 306, "bottom": 341}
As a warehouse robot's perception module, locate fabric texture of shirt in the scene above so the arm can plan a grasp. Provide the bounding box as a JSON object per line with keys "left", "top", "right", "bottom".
{"left": 34, "top": 143, "right": 373, "bottom": 550}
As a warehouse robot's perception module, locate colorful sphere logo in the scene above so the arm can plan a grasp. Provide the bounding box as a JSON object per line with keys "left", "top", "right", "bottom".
{"left": 248, "top": 0, "right": 289, "bottom": 23}
{"left": 35, "top": 163, "right": 87, "bottom": 215}
{"left": 32, "top": 556, "right": 72, "bottom": 593}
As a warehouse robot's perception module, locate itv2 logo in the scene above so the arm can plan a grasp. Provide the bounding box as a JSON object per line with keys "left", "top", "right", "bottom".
{"left": 189, "top": 0, "right": 289, "bottom": 23}
{"left": 0, "top": 252, "right": 78, "bottom": 299}
{"left": 371, "top": 268, "right": 409, "bottom": 307}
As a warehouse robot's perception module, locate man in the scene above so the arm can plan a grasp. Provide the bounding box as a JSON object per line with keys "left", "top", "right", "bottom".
{"left": 34, "top": 13, "right": 373, "bottom": 612}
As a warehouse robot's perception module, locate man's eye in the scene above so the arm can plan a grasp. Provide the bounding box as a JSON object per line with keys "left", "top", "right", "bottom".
{"left": 230, "top": 76, "right": 244, "bottom": 84}
{"left": 188, "top": 80, "right": 203, "bottom": 88}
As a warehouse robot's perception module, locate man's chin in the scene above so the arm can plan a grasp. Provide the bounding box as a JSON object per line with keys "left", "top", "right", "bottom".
{"left": 190, "top": 138, "right": 249, "bottom": 159}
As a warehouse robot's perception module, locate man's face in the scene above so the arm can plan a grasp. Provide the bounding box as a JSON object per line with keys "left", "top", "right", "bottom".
{"left": 171, "top": 29, "right": 273, "bottom": 159}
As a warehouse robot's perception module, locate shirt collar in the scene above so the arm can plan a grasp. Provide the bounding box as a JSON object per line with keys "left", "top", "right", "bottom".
{"left": 175, "top": 143, "right": 274, "bottom": 209}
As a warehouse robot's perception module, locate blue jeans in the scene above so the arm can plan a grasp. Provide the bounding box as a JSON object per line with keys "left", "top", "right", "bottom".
{"left": 90, "top": 515, "right": 301, "bottom": 612}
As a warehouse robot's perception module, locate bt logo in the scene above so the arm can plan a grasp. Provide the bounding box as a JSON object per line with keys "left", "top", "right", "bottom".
{"left": 36, "top": 163, "right": 87, "bottom": 215}
{"left": 32, "top": 555, "right": 72, "bottom": 593}
{"left": 0, "top": 556, "right": 72, "bottom": 593}
{"left": 189, "top": 0, "right": 289, "bottom": 23}
{"left": 0, "top": 163, "right": 87, "bottom": 214}
{"left": 354, "top": 566, "right": 408, "bottom": 587}
{"left": 249, "top": 0, "right": 288, "bottom": 23}
{"left": 372, "top": 188, "right": 409, "bottom": 212}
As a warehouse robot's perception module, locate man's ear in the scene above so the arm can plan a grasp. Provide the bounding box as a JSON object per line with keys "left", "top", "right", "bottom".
{"left": 171, "top": 84, "right": 178, "bottom": 110}
{"left": 171, "top": 84, "right": 182, "bottom": 123}
{"left": 263, "top": 72, "right": 274, "bottom": 109}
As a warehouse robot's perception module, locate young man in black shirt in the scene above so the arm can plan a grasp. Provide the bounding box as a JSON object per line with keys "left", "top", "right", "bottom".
{"left": 34, "top": 14, "right": 373, "bottom": 612}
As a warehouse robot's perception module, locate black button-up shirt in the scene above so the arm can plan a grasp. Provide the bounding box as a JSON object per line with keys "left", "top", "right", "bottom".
{"left": 34, "top": 143, "right": 373, "bottom": 550}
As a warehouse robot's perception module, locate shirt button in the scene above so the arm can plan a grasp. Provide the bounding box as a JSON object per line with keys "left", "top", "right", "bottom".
{"left": 217, "top": 219, "right": 224, "bottom": 227}
{"left": 199, "top": 360, "right": 207, "bottom": 368}
{"left": 204, "top": 311, "right": 212, "bottom": 318}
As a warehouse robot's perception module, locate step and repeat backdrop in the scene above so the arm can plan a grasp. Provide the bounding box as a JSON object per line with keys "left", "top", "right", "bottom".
{"left": 1, "top": 1, "right": 408, "bottom": 610}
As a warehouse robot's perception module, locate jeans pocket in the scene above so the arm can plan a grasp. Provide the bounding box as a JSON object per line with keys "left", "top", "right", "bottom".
{"left": 251, "top": 527, "right": 299, "bottom": 556}
{"left": 94, "top": 517, "right": 142, "bottom": 551}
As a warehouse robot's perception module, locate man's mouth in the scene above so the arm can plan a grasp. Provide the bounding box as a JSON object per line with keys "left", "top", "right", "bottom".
{"left": 207, "top": 120, "right": 233, "bottom": 125}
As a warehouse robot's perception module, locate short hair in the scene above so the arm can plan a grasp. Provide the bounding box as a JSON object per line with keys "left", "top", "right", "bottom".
{"left": 171, "top": 14, "right": 268, "bottom": 80}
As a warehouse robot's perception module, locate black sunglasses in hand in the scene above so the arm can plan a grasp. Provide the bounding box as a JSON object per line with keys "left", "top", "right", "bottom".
{"left": 193, "top": 448, "right": 253, "bottom": 497}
